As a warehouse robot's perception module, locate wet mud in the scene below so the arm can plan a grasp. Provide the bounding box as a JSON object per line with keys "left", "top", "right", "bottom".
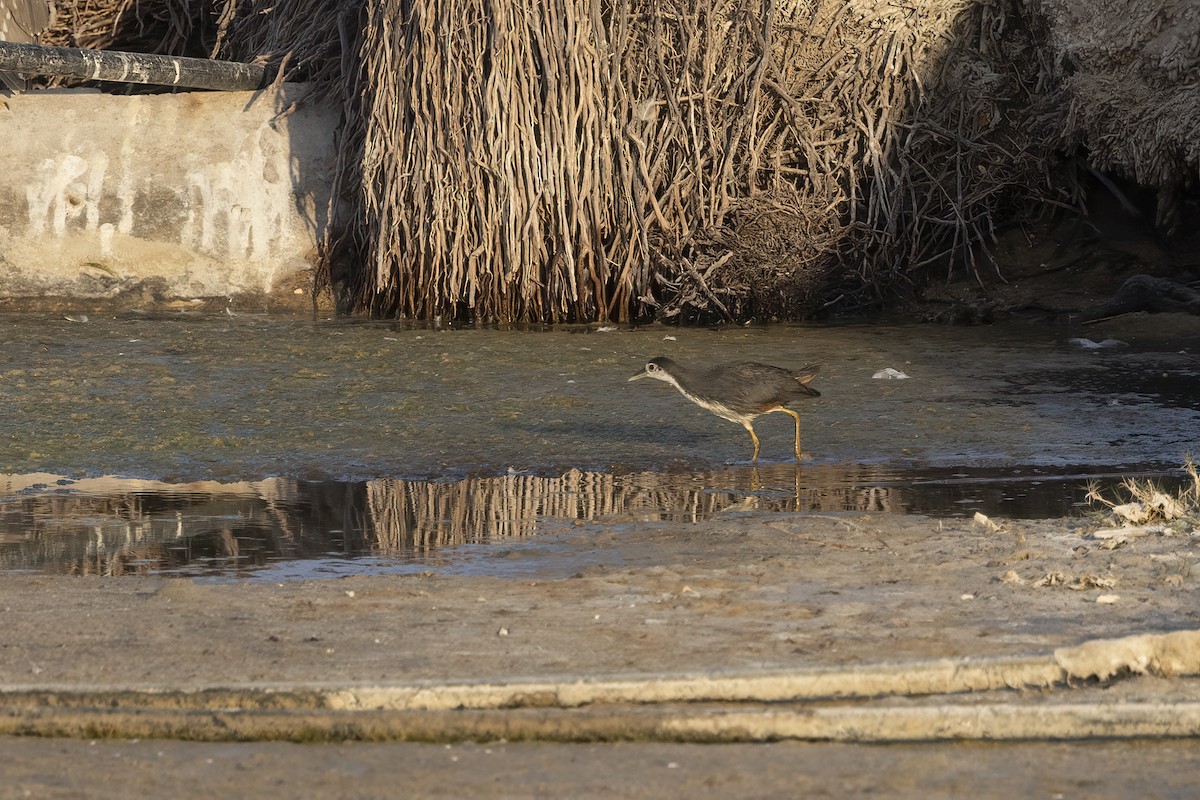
{"left": 1, "top": 311, "right": 1197, "bottom": 483}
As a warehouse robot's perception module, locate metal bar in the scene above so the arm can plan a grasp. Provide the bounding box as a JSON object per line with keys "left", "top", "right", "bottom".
{"left": 0, "top": 40, "right": 271, "bottom": 91}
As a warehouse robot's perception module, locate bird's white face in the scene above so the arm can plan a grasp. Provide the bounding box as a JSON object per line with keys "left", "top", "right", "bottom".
{"left": 628, "top": 360, "right": 675, "bottom": 385}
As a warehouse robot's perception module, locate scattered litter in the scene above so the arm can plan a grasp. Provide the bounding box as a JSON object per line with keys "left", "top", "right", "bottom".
{"left": 872, "top": 368, "right": 910, "bottom": 379}
{"left": 1091, "top": 525, "right": 1165, "bottom": 540}
{"left": 596, "top": 325, "right": 617, "bottom": 332}
{"left": 1102, "top": 496, "right": 1187, "bottom": 526}
{"left": 1111, "top": 502, "right": 1152, "bottom": 525}
{"left": 960, "top": 593, "right": 976, "bottom": 601}
{"left": 497, "top": 627, "right": 509, "bottom": 636}
{"left": 344, "top": 590, "right": 355, "bottom": 598}
{"left": 663, "top": 335, "right": 677, "bottom": 341}
{"left": 1096, "top": 594, "right": 1121, "bottom": 604}
{"left": 1035, "top": 571, "right": 1116, "bottom": 590}
{"left": 1068, "top": 338, "right": 1127, "bottom": 349}
{"left": 973, "top": 512, "right": 1001, "bottom": 532}
{"left": 1034, "top": 571, "right": 1067, "bottom": 587}
{"left": 64, "top": 315, "right": 88, "bottom": 323}
{"left": 1070, "top": 574, "right": 1117, "bottom": 591}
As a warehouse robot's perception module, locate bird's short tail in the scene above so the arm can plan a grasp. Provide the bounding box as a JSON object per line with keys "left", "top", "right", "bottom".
{"left": 793, "top": 364, "right": 820, "bottom": 397}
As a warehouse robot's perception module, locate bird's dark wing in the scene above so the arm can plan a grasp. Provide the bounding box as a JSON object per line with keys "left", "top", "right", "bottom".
{"left": 693, "top": 362, "right": 818, "bottom": 410}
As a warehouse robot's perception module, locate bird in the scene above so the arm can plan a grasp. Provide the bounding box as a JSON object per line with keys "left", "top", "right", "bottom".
{"left": 628, "top": 356, "right": 820, "bottom": 462}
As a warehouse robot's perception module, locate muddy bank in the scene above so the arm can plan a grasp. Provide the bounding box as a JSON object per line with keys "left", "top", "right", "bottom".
{"left": 3, "top": 513, "right": 1196, "bottom": 688}
{"left": 3, "top": 508, "right": 1200, "bottom": 796}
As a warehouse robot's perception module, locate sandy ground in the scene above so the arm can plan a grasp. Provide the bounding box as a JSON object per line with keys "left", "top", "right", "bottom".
{"left": 3, "top": 510, "right": 1200, "bottom": 796}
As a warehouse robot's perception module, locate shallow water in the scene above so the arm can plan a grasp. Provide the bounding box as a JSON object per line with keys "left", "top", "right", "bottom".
{"left": 1, "top": 311, "right": 1197, "bottom": 577}
{"left": 0, "top": 465, "right": 1189, "bottom": 578}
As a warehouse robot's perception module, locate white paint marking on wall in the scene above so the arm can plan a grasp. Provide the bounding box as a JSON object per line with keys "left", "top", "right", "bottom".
{"left": 26, "top": 154, "right": 89, "bottom": 236}
{"left": 99, "top": 223, "right": 115, "bottom": 257}
{"left": 3, "top": 86, "right": 333, "bottom": 298}
{"left": 116, "top": 106, "right": 140, "bottom": 236}
{"left": 85, "top": 152, "right": 109, "bottom": 230}
{"left": 182, "top": 127, "right": 296, "bottom": 276}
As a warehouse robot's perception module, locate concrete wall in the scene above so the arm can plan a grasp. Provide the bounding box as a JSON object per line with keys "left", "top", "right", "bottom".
{"left": 0, "top": 84, "right": 336, "bottom": 300}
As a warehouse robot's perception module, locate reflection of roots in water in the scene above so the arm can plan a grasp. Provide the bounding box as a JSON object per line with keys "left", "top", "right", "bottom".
{"left": 0, "top": 478, "right": 302, "bottom": 576}
{"left": 0, "top": 466, "right": 900, "bottom": 574}
{"left": 356, "top": 465, "right": 900, "bottom": 552}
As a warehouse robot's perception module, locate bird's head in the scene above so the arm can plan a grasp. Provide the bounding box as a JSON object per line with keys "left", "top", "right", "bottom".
{"left": 628, "top": 356, "right": 678, "bottom": 383}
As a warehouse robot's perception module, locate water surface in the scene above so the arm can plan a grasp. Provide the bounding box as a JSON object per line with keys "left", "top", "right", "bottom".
{"left": 1, "top": 311, "right": 1197, "bottom": 578}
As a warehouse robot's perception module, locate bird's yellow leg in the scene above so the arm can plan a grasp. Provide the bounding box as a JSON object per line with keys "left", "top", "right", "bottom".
{"left": 780, "top": 408, "right": 803, "bottom": 461}
{"left": 741, "top": 421, "right": 761, "bottom": 461}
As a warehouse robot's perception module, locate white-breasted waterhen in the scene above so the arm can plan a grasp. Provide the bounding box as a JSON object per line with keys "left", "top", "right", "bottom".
{"left": 628, "top": 356, "right": 820, "bottom": 461}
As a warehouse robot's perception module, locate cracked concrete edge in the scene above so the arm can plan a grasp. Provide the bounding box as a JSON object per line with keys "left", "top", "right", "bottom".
{"left": 0, "top": 656, "right": 1064, "bottom": 712}
{"left": 2, "top": 630, "right": 1198, "bottom": 718}
{"left": 4, "top": 702, "right": 1200, "bottom": 744}
{"left": 325, "top": 655, "right": 1067, "bottom": 711}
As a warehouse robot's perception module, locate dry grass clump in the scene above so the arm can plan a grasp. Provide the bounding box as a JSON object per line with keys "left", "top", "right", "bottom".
{"left": 1086, "top": 457, "right": 1200, "bottom": 531}
{"left": 651, "top": 188, "right": 843, "bottom": 322}
{"left": 41, "top": 0, "right": 213, "bottom": 58}
{"left": 318, "top": 0, "right": 1073, "bottom": 322}
{"left": 1029, "top": 0, "right": 1200, "bottom": 235}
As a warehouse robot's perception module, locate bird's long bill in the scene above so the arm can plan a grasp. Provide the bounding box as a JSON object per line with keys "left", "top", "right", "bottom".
{"left": 627, "top": 369, "right": 650, "bottom": 382}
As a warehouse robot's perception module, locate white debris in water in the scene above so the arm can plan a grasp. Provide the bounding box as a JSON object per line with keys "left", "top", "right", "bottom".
{"left": 663, "top": 335, "right": 677, "bottom": 341}
{"left": 1069, "top": 338, "right": 1128, "bottom": 349}
{"left": 873, "top": 367, "right": 910, "bottom": 379}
